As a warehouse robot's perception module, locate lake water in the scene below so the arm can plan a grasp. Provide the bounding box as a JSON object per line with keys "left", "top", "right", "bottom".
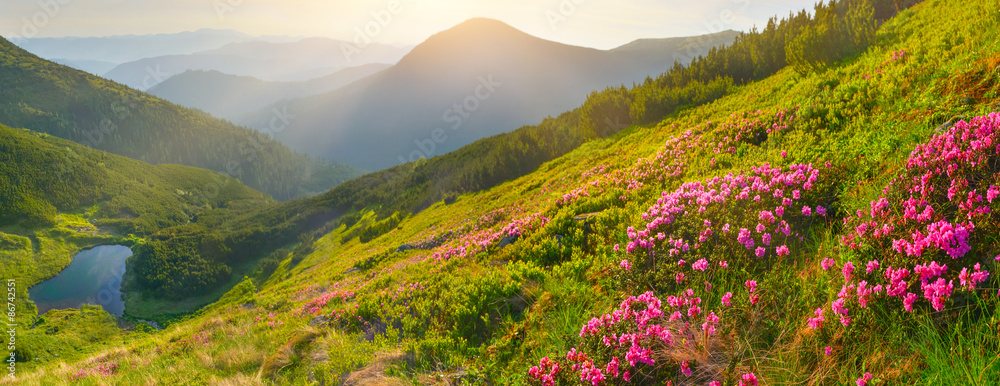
{"left": 28, "top": 245, "right": 132, "bottom": 317}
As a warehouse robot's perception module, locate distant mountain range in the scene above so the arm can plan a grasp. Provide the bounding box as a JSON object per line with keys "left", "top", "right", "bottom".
{"left": 238, "top": 18, "right": 739, "bottom": 170}
{"left": 8, "top": 29, "right": 289, "bottom": 69}
{"left": 104, "top": 38, "right": 412, "bottom": 89}
{"left": 0, "top": 35, "right": 363, "bottom": 201}
{"left": 147, "top": 64, "right": 392, "bottom": 120}
{"left": 9, "top": 29, "right": 411, "bottom": 87}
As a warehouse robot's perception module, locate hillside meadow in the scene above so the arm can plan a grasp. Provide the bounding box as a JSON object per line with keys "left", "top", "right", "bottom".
{"left": 5, "top": 0, "right": 1000, "bottom": 384}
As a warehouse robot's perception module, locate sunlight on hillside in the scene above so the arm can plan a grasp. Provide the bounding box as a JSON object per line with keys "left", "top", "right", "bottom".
{"left": 2, "top": 0, "right": 999, "bottom": 384}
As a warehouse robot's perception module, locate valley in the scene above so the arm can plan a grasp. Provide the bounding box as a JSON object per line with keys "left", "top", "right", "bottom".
{"left": 1, "top": 0, "right": 999, "bottom": 384}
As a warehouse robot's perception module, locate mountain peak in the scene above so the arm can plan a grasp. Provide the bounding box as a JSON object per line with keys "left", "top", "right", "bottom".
{"left": 427, "top": 18, "right": 531, "bottom": 42}
{"left": 452, "top": 17, "right": 516, "bottom": 30}
{"left": 399, "top": 17, "right": 547, "bottom": 64}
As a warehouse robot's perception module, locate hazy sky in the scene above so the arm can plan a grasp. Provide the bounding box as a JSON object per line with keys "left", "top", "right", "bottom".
{"left": 2, "top": 0, "right": 816, "bottom": 49}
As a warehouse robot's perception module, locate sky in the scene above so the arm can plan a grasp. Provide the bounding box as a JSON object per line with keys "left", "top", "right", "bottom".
{"left": 1, "top": 0, "right": 817, "bottom": 49}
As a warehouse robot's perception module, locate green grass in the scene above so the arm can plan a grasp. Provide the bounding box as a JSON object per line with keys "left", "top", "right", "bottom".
{"left": 7, "top": 0, "right": 1000, "bottom": 384}
{"left": 912, "top": 295, "right": 1000, "bottom": 384}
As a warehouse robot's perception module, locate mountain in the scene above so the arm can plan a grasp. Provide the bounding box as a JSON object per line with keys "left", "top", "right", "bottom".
{"left": 146, "top": 64, "right": 391, "bottom": 120}
{"left": 611, "top": 30, "right": 741, "bottom": 69}
{"left": 103, "top": 38, "right": 412, "bottom": 90}
{"left": 18, "top": 0, "right": 1000, "bottom": 383}
{"left": 11, "top": 29, "right": 312, "bottom": 77}
{"left": 0, "top": 35, "right": 363, "bottom": 200}
{"left": 9, "top": 29, "right": 260, "bottom": 65}
{"left": 239, "top": 19, "right": 739, "bottom": 170}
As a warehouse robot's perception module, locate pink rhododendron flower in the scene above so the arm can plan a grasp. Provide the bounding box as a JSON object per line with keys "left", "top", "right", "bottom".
{"left": 959, "top": 264, "right": 989, "bottom": 290}
{"left": 580, "top": 363, "right": 605, "bottom": 385}
{"left": 776, "top": 245, "right": 790, "bottom": 256}
{"left": 740, "top": 372, "right": 758, "bottom": 386}
{"left": 821, "top": 257, "right": 836, "bottom": 270}
{"left": 808, "top": 308, "right": 825, "bottom": 329}
{"left": 825, "top": 346, "right": 832, "bottom": 356}
{"left": 903, "top": 292, "right": 918, "bottom": 312}
{"left": 681, "top": 360, "right": 693, "bottom": 376}
{"left": 722, "top": 292, "right": 733, "bottom": 306}
{"left": 606, "top": 357, "right": 620, "bottom": 378}
{"left": 856, "top": 372, "right": 873, "bottom": 386}
{"left": 620, "top": 259, "right": 632, "bottom": 271}
{"left": 842, "top": 261, "right": 854, "bottom": 282}
{"left": 745, "top": 280, "right": 758, "bottom": 293}
{"left": 866, "top": 259, "right": 880, "bottom": 274}
{"left": 692, "top": 259, "right": 709, "bottom": 271}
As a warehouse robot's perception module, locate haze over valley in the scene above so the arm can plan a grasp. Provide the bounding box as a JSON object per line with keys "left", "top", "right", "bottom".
{"left": 2, "top": 0, "right": 999, "bottom": 384}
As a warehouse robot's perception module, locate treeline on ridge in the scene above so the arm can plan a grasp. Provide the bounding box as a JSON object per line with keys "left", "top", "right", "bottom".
{"left": 581, "top": 0, "right": 919, "bottom": 134}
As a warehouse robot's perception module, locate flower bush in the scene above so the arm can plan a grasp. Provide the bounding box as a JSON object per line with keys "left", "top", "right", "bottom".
{"left": 817, "top": 113, "right": 1000, "bottom": 328}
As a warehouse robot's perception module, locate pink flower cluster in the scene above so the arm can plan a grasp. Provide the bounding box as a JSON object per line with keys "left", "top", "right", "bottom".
{"left": 68, "top": 361, "right": 119, "bottom": 381}
{"left": 807, "top": 308, "right": 824, "bottom": 329}
{"left": 301, "top": 290, "right": 355, "bottom": 315}
{"left": 529, "top": 288, "right": 743, "bottom": 384}
{"left": 428, "top": 212, "right": 548, "bottom": 261}
{"left": 856, "top": 372, "right": 873, "bottom": 386}
{"left": 528, "top": 356, "right": 562, "bottom": 386}
{"left": 818, "top": 113, "right": 1000, "bottom": 328}
{"left": 624, "top": 163, "right": 825, "bottom": 270}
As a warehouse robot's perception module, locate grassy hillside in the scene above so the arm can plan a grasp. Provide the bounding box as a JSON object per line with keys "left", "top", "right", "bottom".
{"left": 0, "top": 36, "right": 363, "bottom": 200}
{"left": 0, "top": 122, "right": 275, "bottom": 375}
{"left": 116, "top": 0, "right": 898, "bottom": 311}
{"left": 0, "top": 124, "right": 270, "bottom": 234}
{"left": 9, "top": 0, "right": 1000, "bottom": 384}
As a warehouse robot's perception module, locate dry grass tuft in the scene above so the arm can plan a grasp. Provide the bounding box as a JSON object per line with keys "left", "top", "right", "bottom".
{"left": 209, "top": 372, "right": 265, "bottom": 386}
{"left": 259, "top": 326, "right": 325, "bottom": 380}
{"left": 651, "top": 320, "right": 736, "bottom": 385}
{"left": 343, "top": 351, "right": 411, "bottom": 386}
